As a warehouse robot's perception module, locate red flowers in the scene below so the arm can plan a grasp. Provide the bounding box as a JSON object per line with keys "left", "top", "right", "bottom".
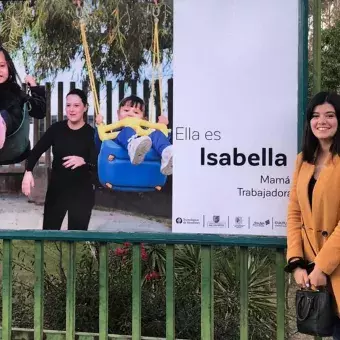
{"left": 113, "top": 243, "right": 161, "bottom": 282}
{"left": 114, "top": 243, "right": 148, "bottom": 261}
{"left": 141, "top": 245, "right": 148, "bottom": 261}
{"left": 145, "top": 271, "right": 160, "bottom": 281}
{"left": 114, "top": 247, "right": 128, "bottom": 256}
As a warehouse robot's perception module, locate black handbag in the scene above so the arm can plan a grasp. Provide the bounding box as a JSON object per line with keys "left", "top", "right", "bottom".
{"left": 296, "top": 287, "right": 336, "bottom": 336}
{"left": 295, "top": 227, "right": 337, "bottom": 336}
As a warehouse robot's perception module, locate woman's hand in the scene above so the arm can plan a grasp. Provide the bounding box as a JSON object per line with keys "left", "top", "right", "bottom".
{"left": 308, "top": 265, "right": 327, "bottom": 287}
{"left": 293, "top": 267, "right": 310, "bottom": 288}
{"left": 63, "top": 156, "right": 86, "bottom": 169}
{"left": 24, "top": 75, "right": 37, "bottom": 87}
{"left": 96, "top": 114, "right": 104, "bottom": 125}
{"left": 158, "top": 115, "right": 169, "bottom": 125}
{"left": 22, "top": 171, "right": 35, "bottom": 197}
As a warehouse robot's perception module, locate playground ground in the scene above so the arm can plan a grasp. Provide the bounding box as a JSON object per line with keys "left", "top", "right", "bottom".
{"left": 0, "top": 193, "right": 171, "bottom": 232}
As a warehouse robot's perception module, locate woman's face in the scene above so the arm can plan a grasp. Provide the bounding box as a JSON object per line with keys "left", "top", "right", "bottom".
{"left": 310, "top": 103, "right": 338, "bottom": 142}
{"left": 0, "top": 52, "right": 10, "bottom": 84}
{"left": 66, "top": 94, "right": 87, "bottom": 123}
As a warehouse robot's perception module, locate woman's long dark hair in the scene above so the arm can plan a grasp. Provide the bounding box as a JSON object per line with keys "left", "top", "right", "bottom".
{"left": 0, "top": 46, "right": 19, "bottom": 85}
{"left": 302, "top": 91, "right": 340, "bottom": 163}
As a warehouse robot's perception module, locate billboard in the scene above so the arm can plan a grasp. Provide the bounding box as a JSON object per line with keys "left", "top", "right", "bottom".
{"left": 0, "top": 0, "right": 303, "bottom": 236}
{"left": 172, "top": 0, "right": 301, "bottom": 236}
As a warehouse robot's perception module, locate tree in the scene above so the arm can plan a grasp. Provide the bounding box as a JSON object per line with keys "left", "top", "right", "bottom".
{"left": 0, "top": 0, "right": 173, "bottom": 81}
{"left": 307, "top": 0, "right": 340, "bottom": 96}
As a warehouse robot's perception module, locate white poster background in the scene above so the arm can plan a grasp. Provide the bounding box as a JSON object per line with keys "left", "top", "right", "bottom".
{"left": 172, "top": 0, "right": 299, "bottom": 236}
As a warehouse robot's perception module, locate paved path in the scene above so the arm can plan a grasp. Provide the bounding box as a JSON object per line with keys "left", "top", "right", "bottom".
{"left": 0, "top": 194, "right": 171, "bottom": 232}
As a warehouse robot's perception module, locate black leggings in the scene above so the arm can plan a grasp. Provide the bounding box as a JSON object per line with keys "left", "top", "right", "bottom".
{"left": 42, "top": 181, "right": 95, "bottom": 231}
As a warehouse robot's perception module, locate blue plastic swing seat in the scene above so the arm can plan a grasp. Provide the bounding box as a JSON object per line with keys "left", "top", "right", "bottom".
{"left": 98, "top": 139, "right": 167, "bottom": 192}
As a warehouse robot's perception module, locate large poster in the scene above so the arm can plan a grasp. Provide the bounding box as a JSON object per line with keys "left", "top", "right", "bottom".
{"left": 172, "top": 0, "right": 300, "bottom": 236}
{"left": 0, "top": 0, "right": 302, "bottom": 235}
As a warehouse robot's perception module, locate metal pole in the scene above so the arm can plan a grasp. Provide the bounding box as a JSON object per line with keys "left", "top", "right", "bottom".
{"left": 313, "top": 0, "right": 322, "bottom": 94}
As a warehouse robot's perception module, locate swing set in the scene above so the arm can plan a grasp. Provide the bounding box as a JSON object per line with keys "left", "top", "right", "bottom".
{"left": 0, "top": 0, "right": 34, "bottom": 165}
{"left": 75, "top": 0, "right": 170, "bottom": 192}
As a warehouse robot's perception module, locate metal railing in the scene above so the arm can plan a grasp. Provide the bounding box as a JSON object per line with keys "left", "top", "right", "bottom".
{"left": 0, "top": 231, "right": 287, "bottom": 340}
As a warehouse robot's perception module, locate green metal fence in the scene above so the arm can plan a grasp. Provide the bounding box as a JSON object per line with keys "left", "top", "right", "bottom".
{"left": 0, "top": 231, "right": 287, "bottom": 340}
{"left": 0, "top": 0, "right": 326, "bottom": 339}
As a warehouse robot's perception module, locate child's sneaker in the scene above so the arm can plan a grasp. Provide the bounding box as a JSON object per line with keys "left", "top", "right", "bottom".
{"left": 0, "top": 115, "right": 6, "bottom": 149}
{"left": 161, "top": 145, "right": 173, "bottom": 175}
{"left": 128, "top": 136, "right": 152, "bottom": 165}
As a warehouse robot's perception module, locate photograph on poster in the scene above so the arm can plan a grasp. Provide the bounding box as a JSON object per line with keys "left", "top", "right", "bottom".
{"left": 0, "top": 0, "right": 301, "bottom": 237}
{"left": 0, "top": 0, "right": 173, "bottom": 232}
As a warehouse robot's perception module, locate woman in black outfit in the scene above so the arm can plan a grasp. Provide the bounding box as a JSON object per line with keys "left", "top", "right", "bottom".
{"left": 22, "top": 88, "right": 98, "bottom": 231}
{"left": 0, "top": 46, "right": 46, "bottom": 164}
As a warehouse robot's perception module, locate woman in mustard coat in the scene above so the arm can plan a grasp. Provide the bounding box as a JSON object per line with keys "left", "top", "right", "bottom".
{"left": 286, "top": 91, "right": 340, "bottom": 338}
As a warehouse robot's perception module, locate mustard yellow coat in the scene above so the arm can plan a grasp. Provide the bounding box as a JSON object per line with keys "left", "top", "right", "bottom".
{"left": 287, "top": 152, "right": 340, "bottom": 314}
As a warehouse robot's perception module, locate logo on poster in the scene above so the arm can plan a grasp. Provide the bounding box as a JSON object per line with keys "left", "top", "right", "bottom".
{"left": 206, "top": 215, "right": 227, "bottom": 228}
{"left": 175, "top": 217, "right": 200, "bottom": 225}
{"left": 233, "top": 217, "right": 246, "bottom": 228}
{"left": 274, "top": 220, "right": 286, "bottom": 228}
{"left": 252, "top": 219, "right": 271, "bottom": 228}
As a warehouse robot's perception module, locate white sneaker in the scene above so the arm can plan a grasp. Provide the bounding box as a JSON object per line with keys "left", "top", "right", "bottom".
{"left": 161, "top": 145, "right": 173, "bottom": 175}
{"left": 128, "top": 136, "right": 152, "bottom": 165}
{"left": 0, "top": 115, "right": 6, "bottom": 149}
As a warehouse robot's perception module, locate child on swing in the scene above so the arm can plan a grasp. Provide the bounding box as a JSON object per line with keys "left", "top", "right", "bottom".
{"left": 95, "top": 95, "right": 173, "bottom": 176}
{"left": 0, "top": 46, "right": 46, "bottom": 150}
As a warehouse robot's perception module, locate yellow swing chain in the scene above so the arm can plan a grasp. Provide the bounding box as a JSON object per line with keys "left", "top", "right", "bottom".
{"left": 75, "top": 1, "right": 100, "bottom": 118}
{"left": 73, "top": 0, "right": 168, "bottom": 141}
{"left": 149, "top": 1, "right": 163, "bottom": 123}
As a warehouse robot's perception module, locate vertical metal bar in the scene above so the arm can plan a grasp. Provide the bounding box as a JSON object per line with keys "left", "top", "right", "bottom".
{"left": 132, "top": 244, "right": 141, "bottom": 340}
{"left": 298, "top": 0, "right": 309, "bottom": 149}
{"left": 166, "top": 245, "right": 175, "bottom": 340}
{"left": 58, "top": 82, "right": 64, "bottom": 122}
{"left": 276, "top": 249, "right": 285, "bottom": 340}
{"left": 201, "top": 245, "right": 214, "bottom": 340}
{"left": 66, "top": 242, "right": 76, "bottom": 340}
{"left": 143, "top": 79, "right": 150, "bottom": 120}
{"left": 34, "top": 241, "right": 44, "bottom": 340}
{"left": 167, "top": 78, "right": 173, "bottom": 132}
{"left": 99, "top": 243, "right": 108, "bottom": 340}
{"left": 155, "top": 79, "right": 161, "bottom": 120}
{"left": 313, "top": 0, "right": 321, "bottom": 94}
{"left": 94, "top": 80, "right": 100, "bottom": 123}
{"left": 131, "top": 80, "right": 137, "bottom": 95}
{"left": 2, "top": 240, "right": 12, "bottom": 340}
{"left": 45, "top": 83, "right": 52, "bottom": 167}
{"left": 82, "top": 81, "right": 89, "bottom": 124}
{"left": 118, "top": 81, "right": 125, "bottom": 102}
{"left": 106, "top": 81, "right": 113, "bottom": 124}
{"left": 239, "top": 247, "right": 248, "bottom": 340}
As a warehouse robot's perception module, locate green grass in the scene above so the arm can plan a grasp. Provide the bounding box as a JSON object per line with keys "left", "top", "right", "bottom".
{"left": 0, "top": 240, "right": 93, "bottom": 283}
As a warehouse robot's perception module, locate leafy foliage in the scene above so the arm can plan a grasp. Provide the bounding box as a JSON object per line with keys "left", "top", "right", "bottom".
{"left": 6, "top": 242, "right": 278, "bottom": 339}
{"left": 308, "top": 0, "right": 340, "bottom": 96}
{"left": 0, "top": 0, "right": 173, "bottom": 81}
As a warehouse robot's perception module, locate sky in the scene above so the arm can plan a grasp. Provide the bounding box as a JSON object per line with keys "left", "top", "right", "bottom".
{"left": 13, "top": 49, "right": 173, "bottom": 122}
{"left": 13, "top": 48, "right": 173, "bottom": 144}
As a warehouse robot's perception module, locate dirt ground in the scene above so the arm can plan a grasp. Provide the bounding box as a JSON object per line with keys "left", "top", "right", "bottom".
{"left": 0, "top": 193, "right": 171, "bottom": 232}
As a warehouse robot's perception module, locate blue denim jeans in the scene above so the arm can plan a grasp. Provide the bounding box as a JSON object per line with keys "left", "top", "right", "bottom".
{"left": 114, "top": 127, "right": 170, "bottom": 156}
